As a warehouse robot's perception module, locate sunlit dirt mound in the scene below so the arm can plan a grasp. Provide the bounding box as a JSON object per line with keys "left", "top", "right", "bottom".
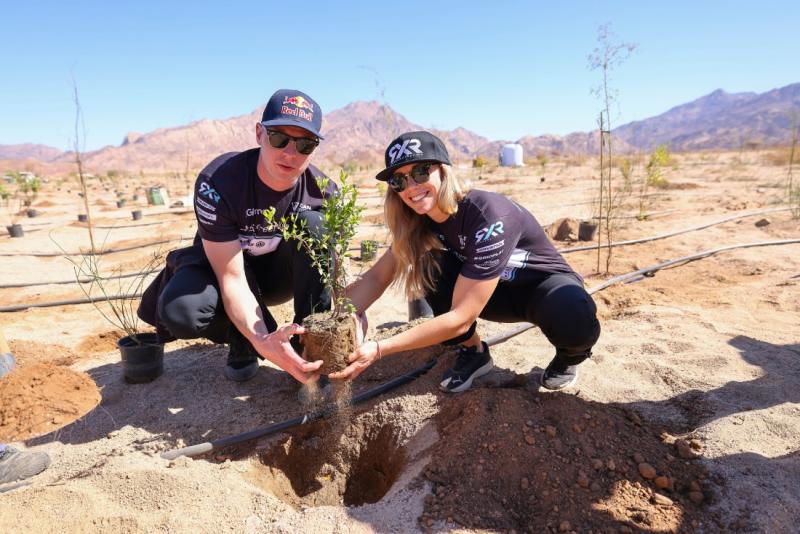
{"left": 76, "top": 330, "right": 123, "bottom": 355}
{"left": 0, "top": 362, "right": 101, "bottom": 441}
{"left": 420, "top": 387, "right": 717, "bottom": 532}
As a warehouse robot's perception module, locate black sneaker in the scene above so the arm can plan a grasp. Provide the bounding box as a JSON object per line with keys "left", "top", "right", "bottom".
{"left": 439, "top": 342, "right": 494, "bottom": 393}
{"left": 224, "top": 328, "right": 261, "bottom": 382}
{"left": 540, "top": 352, "right": 589, "bottom": 390}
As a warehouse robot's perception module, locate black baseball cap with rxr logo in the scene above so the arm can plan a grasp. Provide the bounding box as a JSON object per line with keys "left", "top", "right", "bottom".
{"left": 261, "top": 89, "right": 324, "bottom": 139}
{"left": 376, "top": 131, "right": 452, "bottom": 181}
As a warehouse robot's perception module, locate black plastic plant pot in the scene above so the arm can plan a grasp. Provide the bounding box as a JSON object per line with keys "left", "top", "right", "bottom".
{"left": 131, "top": 210, "right": 143, "bottom": 221}
{"left": 118, "top": 333, "right": 164, "bottom": 384}
{"left": 116, "top": 199, "right": 127, "bottom": 208}
{"left": 578, "top": 221, "right": 599, "bottom": 241}
{"left": 6, "top": 224, "right": 24, "bottom": 238}
{"left": 26, "top": 209, "right": 39, "bottom": 218}
{"left": 77, "top": 214, "right": 88, "bottom": 222}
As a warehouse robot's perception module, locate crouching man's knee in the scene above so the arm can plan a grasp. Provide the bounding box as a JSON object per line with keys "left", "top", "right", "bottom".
{"left": 157, "top": 284, "right": 222, "bottom": 340}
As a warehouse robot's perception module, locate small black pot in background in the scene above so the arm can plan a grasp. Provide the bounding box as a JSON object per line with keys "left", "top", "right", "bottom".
{"left": 118, "top": 332, "right": 164, "bottom": 384}
{"left": 578, "top": 221, "right": 599, "bottom": 241}
{"left": 360, "top": 239, "right": 378, "bottom": 261}
{"left": 131, "top": 210, "right": 143, "bottom": 221}
{"left": 77, "top": 214, "right": 88, "bottom": 222}
{"left": 6, "top": 224, "right": 24, "bottom": 238}
{"left": 116, "top": 199, "right": 127, "bottom": 208}
{"left": 26, "top": 209, "right": 39, "bottom": 218}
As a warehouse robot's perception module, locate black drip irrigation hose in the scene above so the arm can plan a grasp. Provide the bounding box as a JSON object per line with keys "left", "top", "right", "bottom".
{"left": 160, "top": 358, "right": 437, "bottom": 460}
{"left": 558, "top": 206, "right": 792, "bottom": 254}
{"left": 477, "top": 238, "right": 800, "bottom": 344}
{"left": 0, "top": 237, "right": 187, "bottom": 258}
{"left": 0, "top": 293, "right": 144, "bottom": 313}
{"left": 0, "top": 270, "right": 160, "bottom": 289}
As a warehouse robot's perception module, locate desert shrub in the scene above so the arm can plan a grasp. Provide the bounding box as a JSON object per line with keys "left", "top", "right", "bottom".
{"left": 646, "top": 145, "right": 671, "bottom": 188}
{"left": 472, "top": 156, "right": 488, "bottom": 168}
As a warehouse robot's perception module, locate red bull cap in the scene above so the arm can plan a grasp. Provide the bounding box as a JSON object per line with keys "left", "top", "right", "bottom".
{"left": 261, "top": 89, "right": 324, "bottom": 139}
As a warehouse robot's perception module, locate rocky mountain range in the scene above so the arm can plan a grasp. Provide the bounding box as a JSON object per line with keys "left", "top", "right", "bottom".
{"left": 2, "top": 83, "right": 797, "bottom": 174}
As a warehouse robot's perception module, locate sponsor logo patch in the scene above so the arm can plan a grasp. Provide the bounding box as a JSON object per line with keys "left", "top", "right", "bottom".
{"left": 196, "top": 207, "right": 217, "bottom": 221}
{"left": 474, "top": 250, "right": 503, "bottom": 261}
{"left": 475, "top": 221, "right": 504, "bottom": 243}
{"left": 500, "top": 267, "right": 517, "bottom": 281}
{"left": 388, "top": 138, "right": 422, "bottom": 164}
{"left": 281, "top": 96, "right": 314, "bottom": 122}
{"left": 198, "top": 182, "right": 220, "bottom": 203}
{"left": 476, "top": 240, "right": 504, "bottom": 253}
{"left": 195, "top": 198, "right": 216, "bottom": 211}
{"left": 474, "top": 259, "right": 501, "bottom": 270}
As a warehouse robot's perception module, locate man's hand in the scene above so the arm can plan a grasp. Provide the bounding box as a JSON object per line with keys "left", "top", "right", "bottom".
{"left": 329, "top": 340, "right": 380, "bottom": 381}
{"left": 253, "top": 323, "right": 323, "bottom": 384}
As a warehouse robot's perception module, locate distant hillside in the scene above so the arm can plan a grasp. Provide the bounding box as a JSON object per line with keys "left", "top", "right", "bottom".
{"left": 0, "top": 143, "right": 64, "bottom": 162}
{"left": 8, "top": 83, "right": 800, "bottom": 173}
{"left": 615, "top": 83, "right": 800, "bottom": 151}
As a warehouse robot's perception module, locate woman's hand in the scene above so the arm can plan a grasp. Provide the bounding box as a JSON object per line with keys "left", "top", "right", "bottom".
{"left": 329, "top": 340, "right": 381, "bottom": 381}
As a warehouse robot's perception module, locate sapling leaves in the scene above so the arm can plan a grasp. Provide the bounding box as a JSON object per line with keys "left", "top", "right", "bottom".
{"left": 264, "top": 170, "right": 364, "bottom": 316}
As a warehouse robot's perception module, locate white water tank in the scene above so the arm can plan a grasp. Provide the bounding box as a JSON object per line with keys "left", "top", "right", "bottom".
{"left": 500, "top": 143, "right": 524, "bottom": 166}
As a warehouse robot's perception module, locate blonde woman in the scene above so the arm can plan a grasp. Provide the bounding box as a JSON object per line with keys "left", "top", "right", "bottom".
{"left": 330, "top": 132, "right": 600, "bottom": 391}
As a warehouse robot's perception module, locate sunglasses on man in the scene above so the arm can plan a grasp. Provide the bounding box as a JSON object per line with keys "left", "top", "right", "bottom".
{"left": 387, "top": 163, "right": 436, "bottom": 193}
{"left": 264, "top": 128, "right": 319, "bottom": 155}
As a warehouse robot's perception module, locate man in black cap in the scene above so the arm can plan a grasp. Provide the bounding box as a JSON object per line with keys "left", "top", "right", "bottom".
{"left": 139, "top": 89, "right": 333, "bottom": 383}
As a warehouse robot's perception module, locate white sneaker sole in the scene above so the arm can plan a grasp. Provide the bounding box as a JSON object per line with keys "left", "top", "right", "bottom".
{"left": 440, "top": 359, "right": 494, "bottom": 393}
{"left": 540, "top": 368, "right": 579, "bottom": 390}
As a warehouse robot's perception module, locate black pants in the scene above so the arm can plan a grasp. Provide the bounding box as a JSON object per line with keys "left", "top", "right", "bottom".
{"left": 155, "top": 211, "right": 330, "bottom": 344}
{"left": 423, "top": 253, "right": 600, "bottom": 363}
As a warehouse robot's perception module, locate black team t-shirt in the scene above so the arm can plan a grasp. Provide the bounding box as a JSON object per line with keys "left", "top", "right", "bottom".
{"left": 428, "top": 189, "right": 580, "bottom": 284}
{"left": 193, "top": 148, "right": 336, "bottom": 258}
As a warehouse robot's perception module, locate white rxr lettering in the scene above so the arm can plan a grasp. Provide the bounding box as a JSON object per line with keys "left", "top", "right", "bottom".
{"left": 388, "top": 139, "right": 423, "bottom": 164}
{"left": 475, "top": 221, "right": 504, "bottom": 243}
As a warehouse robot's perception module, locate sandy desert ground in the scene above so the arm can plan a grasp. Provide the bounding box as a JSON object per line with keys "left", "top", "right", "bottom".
{"left": 0, "top": 150, "right": 798, "bottom": 533}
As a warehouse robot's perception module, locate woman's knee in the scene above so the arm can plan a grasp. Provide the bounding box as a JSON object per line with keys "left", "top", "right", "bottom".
{"left": 536, "top": 283, "right": 600, "bottom": 352}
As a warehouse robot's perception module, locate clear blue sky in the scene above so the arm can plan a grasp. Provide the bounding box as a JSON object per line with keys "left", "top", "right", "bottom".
{"left": 1, "top": 1, "right": 798, "bottom": 151}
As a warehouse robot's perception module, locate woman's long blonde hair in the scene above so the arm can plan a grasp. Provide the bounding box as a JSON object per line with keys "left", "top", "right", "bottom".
{"left": 384, "top": 164, "right": 470, "bottom": 299}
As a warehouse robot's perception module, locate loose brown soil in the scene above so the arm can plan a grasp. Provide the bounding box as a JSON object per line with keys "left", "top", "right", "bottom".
{"left": 420, "top": 388, "right": 713, "bottom": 532}
{"left": 0, "top": 362, "right": 100, "bottom": 442}
{"left": 303, "top": 311, "right": 357, "bottom": 374}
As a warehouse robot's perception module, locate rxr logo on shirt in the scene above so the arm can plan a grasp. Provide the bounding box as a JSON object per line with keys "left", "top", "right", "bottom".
{"left": 388, "top": 139, "right": 422, "bottom": 164}
{"left": 198, "top": 182, "right": 220, "bottom": 203}
{"left": 475, "top": 221, "right": 504, "bottom": 243}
